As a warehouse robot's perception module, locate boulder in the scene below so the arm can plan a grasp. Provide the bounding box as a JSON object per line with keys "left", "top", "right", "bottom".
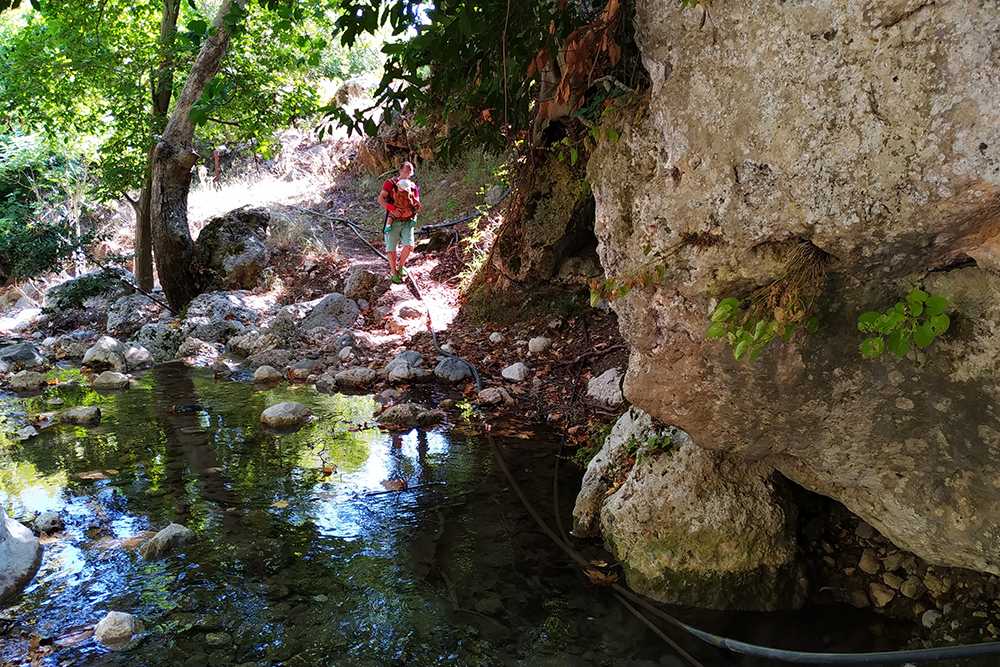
{"left": 82, "top": 336, "right": 127, "bottom": 372}
{"left": 193, "top": 206, "right": 271, "bottom": 290}
{"left": 335, "top": 367, "right": 379, "bottom": 388}
{"left": 435, "top": 357, "right": 473, "bottom": 384}
{"left": 253, "top": 365, "right": 284, "bottom": 384}
{"left": 298, "top": 293, "right": 361, "bottom": 332}
{"left": 34, "top": 511, "right": 64, "bottom": 534}
{"left": 9, "top": 370, "right": 47, "bottom": 392}
{"left": 378, "top": 403, "right": 441, "bottom": 427}
{"left": 134, "top": 322, "right": 185, "bottom": 363}
{"left": 139, "top": 523, "right": 197, "bottom": 561}
{"left": 92, "top": 371, "right": 131, "bottom": 391}
{"left": 574, "top": 408, "right": 804, "bottom": 611}
{"left": 260, "top": 402, "right": 313, "bottom": 430}
{"left": 478, "top": 387, "right": 514, "bottom": 405}
{"left": 0, "top": 343, "right": 46, "bottom": 373}
{"left": 588, "top": 1, "right": 1000, "bottom": 577}
{"left": 586, "top": 367, "right": 624, "bottom": 406}
{"left": 106, "top": 294, "right": 161, "bottom": 335}
{"left": 227, "top": 329, "right": 282, "bottom": 357}
{"left": 94, "top": 611, "right": 143, "bottom": 649}
{"left": 43, "top": 267, "right": 134, "bottom": 310}
{"left": 0, "top": 507, "right": 42, "bottom": 603}
{"left": 343, "top": 268, "right": 389, "bottom": 303}
{"left": 60, "top": 406, "right": 101, "bottom": 426}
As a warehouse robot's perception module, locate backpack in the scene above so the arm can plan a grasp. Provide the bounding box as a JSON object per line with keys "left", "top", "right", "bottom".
{"left": 391, "top": 179, "right": 417, "bottom": 220}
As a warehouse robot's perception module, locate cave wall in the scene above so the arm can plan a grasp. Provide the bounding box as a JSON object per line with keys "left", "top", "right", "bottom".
{"left": 587, "top": 0, "right": 1000, "bottom": 576}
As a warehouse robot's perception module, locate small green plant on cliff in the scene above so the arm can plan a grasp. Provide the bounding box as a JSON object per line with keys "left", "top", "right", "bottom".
{"left": 857, "top": 289, "right": 950, "bottom": 358}
{"left": 707, "top": 243, "right": 827, "bottom": 363}
{"left": 627, "top": 433, "right": 674, "bottom": 468}
{"left": 590, "top": 243, "right": 671, "bottom": 306}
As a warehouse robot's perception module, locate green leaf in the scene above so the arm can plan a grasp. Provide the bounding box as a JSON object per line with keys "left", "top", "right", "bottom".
{"left": 617, "top": 284, "right": 630, "bottom": 297}
{"left": 643, "top": 243, "right": 652, "bottom": 256}
{"left": 877, "top": 312, "right": 906, "bottom": 335}
{"left": 590, "top": 290, "right": 600, "bottom": 307}
{"left": 718, "top": 297, "right": 739, "bottom": 310}
{"left": 807, "top": 316, "right": 820, "bottom": 334}
{"left": 908, "top": 289, "right": 928, "bottom": 304}
{"left": 747, "top": 345, "right": 764, "bottom": 363}
{"left": 861, "top": 337, "right": 885, "bottom": 358}
{"left": 655, "top": 264, "right": 666, "bottom": 281}
{"left": 734, "top": 339, "right": 751, "bottom": 360}
{"left": 570, "top": 148, "right": 578, "bottom": 166}
{"left": 887, "top": 329, "right": 911, "bottom": 357}
{"left": 711, "top": 306, "right": 733, "bottom": 323}
{"left": 606, "top": 127, "right": 619, "bottom": 144}
{"left": 929, "top": 313, "right": 950, "bottom": 334}
{"left": 912, "top": 323, "right": 935, "bottom": 348}
{"left": 753, "top": 319, "right": 767, "bottom": 340}
{"left": 925, "top": 295, "right": 948, "bottom": 316}
{"left": 706, "top": 322, "right": 727, "bottom": 339}
{"left": 782, "top": 324, "right": 795, "bottom": 340}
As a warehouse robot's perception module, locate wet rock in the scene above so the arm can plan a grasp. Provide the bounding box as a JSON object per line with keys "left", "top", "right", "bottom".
{"left": 95, "top": 611, "right": 143, "bottom": 649}
{"left": 15, "top": 425, "right": 38, "bottom": 440}
{"left": 176, "top": 337, "right": 220, "bottom": 361}
{"left": 82, "top": 336, "right": 153, "bottom": 373}
{"left": 435, "top": 357, "right": 473, "bottom": 384}
{"left": 883, "top": 571, "right": 904, "bottom": 590}
{"left": 0, "top": 343, "right": 46, "bottom": 373}
{"left": 385, "top": 351, "right": 430, "bottom": 383}
{"left": 123, "top": 343, "right": 154, "bottom": 369}
{"left": 924, "top": 569, "right": 952, "bottom": 597}
{"left": 290, "top": 359, "right": 322, "bottom": 376}
{"left": 254, "top": 365, "right": 283, "bottom": 384}
{"left": 859, "top": 549, "right": 881, "bottom": 575}
{"left": 849, "top": 589, "right": 870, "bottom": 609}
{"left": 139, "top": 523, "right": 197, "bottom": 560}
{"left": 489, "top": 332, "right": 505, "bottom": 343}
{"left": 60, "top": 406, "right": 101, "bottom": 426}
{"left": 92, "top": 371, "right": 131, "bottom": 391}
{"left": 343, "top": 268, "right": 388, "bottom": 303}
{"left": 883, "top": 551, "right": 904, "bottom": 573}
{"left": 33, "top": 511, "right": 64, "bottom": 534}
{"left": 478, "top": 387, "right": 514, "bottom": 405}
{"left": 205, "top": 631, "right": 232, "bottom": 648}
{"left": 298, "top": 293, "right": 361, "bottom": 331}
{"left": 501, "top": 362, "right": 531, "bottom": 382}
{"left": 586, "top": 367, "right": 624, "bottom": 406}
{"left": 869, "top": 583, "right": 895, "bottom": 608}
{"left": 335, "top": 367, "right": 379, "bottom": 388}
{"left": 0, "top": 507, "right": 42, "bottom": 603}
{"left": 528, "top": 336, "right": 552, "bottom": 353}
{"left": 9, "top": 370, "right": 47, "bottom": 392}
{"left": 439, "top": 399, "right": 457, "bottom": 410}
{"left": 378, "top": 403, "right": 440, "bottom": 427}
{"left": 261, "top": 402, "right": 313, "bottom": 430}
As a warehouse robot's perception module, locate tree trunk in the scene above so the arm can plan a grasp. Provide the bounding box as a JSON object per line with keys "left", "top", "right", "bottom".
{"left": 135, "top": 0, "right": 181, "bottom": 292}
{"left": 150, "top": 0, "right": 245, "bottom": 310}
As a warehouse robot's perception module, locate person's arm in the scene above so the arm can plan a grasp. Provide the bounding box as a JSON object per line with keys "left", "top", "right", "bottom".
{"left": 377, "top": 183, "right": 396, "bottom": 215}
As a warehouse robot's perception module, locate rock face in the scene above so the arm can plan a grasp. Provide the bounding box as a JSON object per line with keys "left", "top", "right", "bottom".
{"left": 0, "top": 507, "right": 42, "bottom": 603}
{"left": 193, "top": 206, "right": 271, "bottom": 290}
{"left": 588, "top": 1, "right": 1000, "bottom": 578}
{"left": 574, "top": 408, "right": 803, "bottom": 610}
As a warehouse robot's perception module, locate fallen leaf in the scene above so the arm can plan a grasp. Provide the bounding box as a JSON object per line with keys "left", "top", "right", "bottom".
{"left": 270, "top": 500, "right": 290, "bottom": 508}
{"left": 589, "top": 559, "right": 609, "bottom": 568}
{"left": 584, "top": 569, "right": 619, "bottom": 586}
{"left": 322, "top": 465, "right": 337, "bottom": 476}
{"left": 381, "top": 479, "right": 408, "bottom": 492}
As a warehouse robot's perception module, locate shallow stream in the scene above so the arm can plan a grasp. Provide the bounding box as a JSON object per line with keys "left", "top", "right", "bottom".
{"left": 0, "top": 363, "right": 923, "bottom": 666}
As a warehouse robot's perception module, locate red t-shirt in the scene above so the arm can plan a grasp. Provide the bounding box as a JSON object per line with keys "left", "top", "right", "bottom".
{"left": 383, "top": 179, "right": 420, "bottom": 220}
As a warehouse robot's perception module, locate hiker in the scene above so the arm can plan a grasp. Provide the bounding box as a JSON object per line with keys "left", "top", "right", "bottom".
{"left": 377, "top": 161, "right": 421, "bottom": 284}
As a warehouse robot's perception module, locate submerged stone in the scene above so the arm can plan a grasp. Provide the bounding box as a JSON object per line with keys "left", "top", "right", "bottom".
{"left": 139, "top": 523, "right": 197, "bottom": 561}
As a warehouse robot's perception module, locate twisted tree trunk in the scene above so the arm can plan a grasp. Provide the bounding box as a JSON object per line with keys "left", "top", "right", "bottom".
{"left": 150, "top": 0, "right": 246, "bottom": 310}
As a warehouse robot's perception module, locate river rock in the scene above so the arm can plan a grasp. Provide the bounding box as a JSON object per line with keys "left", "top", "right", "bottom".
{"left": 527, "top": 336, "right": 552, "bottom": 354}
{"left": 384, "top": 351, "right": 428, "bottom": 383}
{"left": 9, "top": 370, "right": 47, "bottom": 392}
{"left": 92, "top": 371, "right": 131, "bottom": 390}
{"left": 0, "top": 343, "right": 46, "bottom": 372}
{"left": 435, "top": 357, "right": 473, "bottom": 383}
{"left": 589, "top": 0, "right": 1000, "bottom": 577}
{"left": 298, "top": 293, "right": 361, "bottom": 331}
{"left": 34, "top": 511, "right": 64, "bottom": 534}
{"left": 501, "top": 362, "right": 531, "bottom": 382}
{"left": 60, "top": 406, "right": 101, "bottom": 426}
{"left": 95, "top": 611, "right": 143, "bottom": 649}
{"left": 227, "top": 329, "right": 282, "bottom": 357}
{"left": 335, "top": 367, "right": 379, "bottom": 388}
{"left": 574, "top": 407, "right": 803, "bottom": 610}
{"left": 254, "top": 365, "right": 284, "bottom": 383}
{"left": 869, "top": 583, "right": 896, "bottom": 608}
{"left": 478, "top": 387, "right": 513, "bottom": 405}
{"left": 489, "top": 332, "right": 505, "bottom": 343}
{"left": 586, "top": 367, "right": 624, "bottom": 406}
{"left": 106, "top": 294, "right": 161, "bottom": 335}
{"left": 139, "top": 523, "right": 197, "bottom": 561}
{"left": 261, "top": 402, "right": 313, "bottom": 429}
{"left": 378, "top": 403, "right": 441, "bottom": 427}
{"left": 0, "top": 507, "right": 42, "bottom": 603}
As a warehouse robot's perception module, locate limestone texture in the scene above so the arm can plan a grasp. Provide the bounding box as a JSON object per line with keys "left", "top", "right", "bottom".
{"left": 0, "top": 507, "right": 42, "bottom": 603}
{"left": 588, "top": 0, "right": 1000, "bottom": 576}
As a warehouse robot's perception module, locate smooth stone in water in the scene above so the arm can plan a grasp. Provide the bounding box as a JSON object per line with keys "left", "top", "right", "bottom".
{"left": 34, "top": 511, "right": 64, "bottom": 534}
{"left": 139, "top": 523, "right": 197, "bottom": 561}
{"left": 60, "top": 406, "right": 102, "bottom": 426}
{"left": 254, "top": 365, "right": 283, "bottom": 383}
{"left": 95, "top": 611, "right": 143, "bottom": 649}
{"left": 260, "top": 402, "right": 313, "bottom": 429}
{"left": 9, "top": 370, "right": 47, "bottom": 392}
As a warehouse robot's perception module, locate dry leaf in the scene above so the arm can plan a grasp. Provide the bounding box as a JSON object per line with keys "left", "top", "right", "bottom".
{"left": 270, "top": 500, "right": 290, "bottom": 508}
{"left": 584, "top": 569, "right": 619, "bottom": 586}
{"left": 589, "top": 559, "right": 609, "bottom": 568}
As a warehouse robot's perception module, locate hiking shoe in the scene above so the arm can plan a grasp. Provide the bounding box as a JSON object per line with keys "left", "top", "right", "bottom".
{"left": 398, "top": 267, "right": 408, "bottom": 279}
{"left": 390, "top": 272, "right": 402, "bottom": 284}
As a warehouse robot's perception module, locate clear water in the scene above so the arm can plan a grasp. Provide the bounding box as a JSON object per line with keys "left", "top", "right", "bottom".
{"left": 0, "top": 363, "right": 918, "bottom": 667}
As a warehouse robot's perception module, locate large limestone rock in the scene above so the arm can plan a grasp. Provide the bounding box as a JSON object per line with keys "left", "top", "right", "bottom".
{"left": 0, "top": 507, "right": 42, "bottom": 603}
{"left": 299, "top": 293, "right": 361, "bottom": 332}
{"left": 574, "top": 408, "right": 803, "bottom": 610}
{"left": 0, "top": 343, "right": 46, "bottom": 373}
{"left": 193, "top": 207, "right": 271, "bottom": 290}
{"left": 589, "top": 1, "right": 1000, "bottom": 576}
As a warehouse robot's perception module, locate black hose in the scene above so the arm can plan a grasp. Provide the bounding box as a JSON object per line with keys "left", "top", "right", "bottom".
{"left": 415, "top": 184, "right": 513, "bottom": 234}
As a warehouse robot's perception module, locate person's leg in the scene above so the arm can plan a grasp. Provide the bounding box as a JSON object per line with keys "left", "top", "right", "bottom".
{"left": 397, "top": 245, "right": 412, "bottom": 274}
{"left": 388, "top": 250, "right": 398, "bottom": 274}
{"left": 396, "top": 224, "right": 415, "bottom": 277}
{"left": 385, "top": 222, "right": 402, "bottom": 281}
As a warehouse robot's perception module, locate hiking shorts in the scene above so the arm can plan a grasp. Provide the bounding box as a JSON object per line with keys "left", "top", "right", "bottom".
{"left": 385, "top": 216, "right": 415, "bottom": 251}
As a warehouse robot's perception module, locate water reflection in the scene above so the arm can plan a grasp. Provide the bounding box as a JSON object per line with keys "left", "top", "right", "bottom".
{"left": 0, "top": 364, "right": 689, "bottom": 667}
